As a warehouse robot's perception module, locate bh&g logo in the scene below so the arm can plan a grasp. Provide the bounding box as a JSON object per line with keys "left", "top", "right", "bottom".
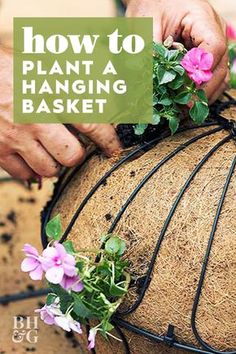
{"left": 12, "top": 316, "right": 38, "bottom": 344}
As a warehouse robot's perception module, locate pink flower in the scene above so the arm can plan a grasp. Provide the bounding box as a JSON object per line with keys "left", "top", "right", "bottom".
{"left": 181, "top": 48, "right": 213, "bottom": 85}
{"left": 60, "top": 275, "right": 84, "bottom": 292}
{"left": 21, "top": 244, "right": 44, "bottom": 280}
{"left": 88, "top": 328, "right": 97, "bottom": 350}
{"left": 227, "top": 24, "right": 236, "bottom": 40}
{"left": 41, "top": 243, "right": 77, "bottom": 284}
{"left": 36, "top": 300, "right": 82, "bottom": 334}
{"left": 35, "top": 301, "right": 60, "bottom": 325}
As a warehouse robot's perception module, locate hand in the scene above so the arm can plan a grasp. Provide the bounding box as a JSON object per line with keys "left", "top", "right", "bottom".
{"left": 124, "top": 0, "right": 229, "bottom": 104}
{"left": 0, "top": 47, "right": 121, "bottom": 180}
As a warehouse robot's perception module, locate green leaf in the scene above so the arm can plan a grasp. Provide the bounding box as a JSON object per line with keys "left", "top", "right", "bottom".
{"left": 134, "top": 124, "right": 148, "bottom": 136}
{"left": 158, "top": 96, "right": 173, "bottom": 106}
{"left": 109, "top": 282, "right": 127, "bottom": 297}
{"left": 158, "top": 70, "right": 176, "bottom": 85}
{"left": 63, "top": 240, "right": 75, "bottom": 255}
{"left": 157, "top": 85, "right": 167, "bottom": 95}
{"left": 73, "top": 297, "right": 93, "bottom": 319}
{"left": 189, "top": 101, "right": 209, "bottom": 124}
{"left": 168, "top": 116, "right": 179, "bottom": 135}
{"left": 76, "top": 261, "right": 84, "bottom": 272}
{"left": 153, "top": 42, "right": 166, "bottom": 57}
{"left": 168, "top": 75, "right": 184, "bottom": 90}
{"left": 105, "top": 236, "right": 126, "bottom": 256}
{"left": 167, "top": 49, "right": 179, "bottom": 61}
{"left": 117, "top": 239, "right": 126, "bottom": 256}
{"left": 153, "top": 95, "right": 158, "bottom": 106}
{"left": 174, "top": 91, "right": 192, "bottom": 105}
{"left": 153, "top": 108, "right": 160, "bottom": 125}
{"left": 49, "top": 284, "right": 73, "bottom": 313}
{"left": 46, "top": 214, "right": 62, "bottom": 240}
{"left": 103, "top": 322, "right": 114, "bottom": 332}
{"left": 46, "top": 293, "right": 57, "bottom": 306}
{"left": 173, "top": 65, "right": 185, "bottom": 76}
{"left": 196, "top": 89, "right": 208, "bottom": 103}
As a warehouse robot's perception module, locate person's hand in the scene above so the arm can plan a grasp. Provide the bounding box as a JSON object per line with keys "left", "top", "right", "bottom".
{"left": 124, "top": 0, "right": 229, "bottom": 104}
{"left": 0, "top": 48, "right": 121, "bottom": 180}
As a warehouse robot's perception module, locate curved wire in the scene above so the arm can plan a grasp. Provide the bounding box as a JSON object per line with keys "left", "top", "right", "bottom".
{"left": 0, "top": 288, "right": 50, "bottom": 305}
{"left": 116, "top": 134, "right": 232, "bottom": 316}
{"left": 41, "top": 123, "right": 222, "bottom": 248}
{"left": 38, "top": 98, "right": 236, "bottom": 354}
{"left": 112, "top": 323, "right": 131, "bottom": 354}
{"left": 114, "top": 317, "right": 216, "bottom": 354}
{"left": 191, "top": 156, "right": 236, "bottom": 354}
{"left": 108, "top": 126, "right": 223, "bottom": 234}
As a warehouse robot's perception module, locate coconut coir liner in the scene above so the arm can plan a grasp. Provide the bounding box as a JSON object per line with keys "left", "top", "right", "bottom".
{"left": 49, "top": 94, "right": 236, "bottom": 354}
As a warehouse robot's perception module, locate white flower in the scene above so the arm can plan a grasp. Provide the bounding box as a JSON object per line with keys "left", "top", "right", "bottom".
{"left": 54, "top": 313, "right": 82, "bottom": 334}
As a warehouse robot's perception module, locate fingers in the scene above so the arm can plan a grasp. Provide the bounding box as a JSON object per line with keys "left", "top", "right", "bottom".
{"left": 35, "top": 124, "right": 85, "bottom": 167}
{"left": 195, "top": 17, "right": 227, "bottom": 71}
{"left": 202, "top": 51, "right": 229, "bottom": 102}
{"left": 0, "top": 154, "right": 35, "bottom": 180}
{"left": 72, "top": 124, "right": 122, "bottom": 157}
{"left": 208, "top": 70, "right": 230, "bottom": 104}
{"left": 125, "top": 0, "right": 163, "bottom": 42}
{"left": 153, "top": 22, "right": 163, "bottom": 43}
{"left": 17, "top": 138, "right": 60, "bottom": 178}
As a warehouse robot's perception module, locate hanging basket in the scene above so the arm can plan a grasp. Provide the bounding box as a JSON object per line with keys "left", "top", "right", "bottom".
{"left": 41, "top": 91, "right": 236, "bottom": 354}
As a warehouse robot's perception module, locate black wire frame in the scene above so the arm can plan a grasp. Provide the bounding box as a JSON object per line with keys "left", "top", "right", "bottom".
{"left": 1, "top": 94, "right": 236, "bottom": 354}
{"left": 39, "top": 97, "right": 236, "bottom": 354}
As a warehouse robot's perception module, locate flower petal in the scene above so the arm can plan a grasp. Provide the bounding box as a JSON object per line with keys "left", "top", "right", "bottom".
{"left": 21, "top": 257, "right": 38, "bottom": 272}
{"left": 88, "top": 329, "right": 96, "bottom": 350}
{"left": 42, "top": 246, "right": 58, "bottom": 259}
{"left": 54, "top": 316, "right": 71, "bottom": 332}
{"left": 64, "top": 253, "right": 76, "bottom": 266}
{"left": 23, "top": 244, "right": 39, "bottom": 257}
{"left": 72, "top": 281, "right": 84, "bottom": 293}
{"left": 45, "top": 266, "right": 64, "bottom": 284}
{"left": 29, "top": 264, "right": 43, "bottom": 280}
{"left": 181, "top": 56, "right": 195, "bottom": 73}
{"left": 190, "top": 48, "right": 203, "bottom": 66}
{"left": 54, "top": 242, "right": 67, "bottom": 258}
{"left": 188, "top": 69, "right": 212, "bottom": 85}
{"left": 63, "top": 263, "right": 77, "bottom": 277}
{"left": 200, "top": 52, "right": 214, "bottom": 70}
{"left": 70, "top": 321, "right": 82, "bottom": 334}
{"left": 60, "top": 275, "right": 84, "bottom": 292}
{"left": 227, "top": 24, "right": 236, "bottom": 40}
{"left": 42, "top": 313, "right": 55, "bottom": 325}
{"left": 38, "top": 307, "right": 55, "bottom": 325}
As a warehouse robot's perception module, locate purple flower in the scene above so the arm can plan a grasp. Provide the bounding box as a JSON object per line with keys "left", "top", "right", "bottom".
{"left": 181, "top": 48, "right": 213, "bottom": 85}
{"left": 227, "top": 24, "right": 236, "bottom": 41}
{"left": 21, "top": 244, "right": 44, "bottom": 280}
{"left": 88, "top": 328, "right": 97, "bottom": 350}
{"left": 36, "top": 300, "right": 82, "bottom": 334}
{"left": 60, "top": 275, "right": 84, "bottom": 292}
{"left": 35, "top": 301, "right": 60, "bottom": 325}
{"left": 41, "top": 242, "right": 77, "bottom": 284}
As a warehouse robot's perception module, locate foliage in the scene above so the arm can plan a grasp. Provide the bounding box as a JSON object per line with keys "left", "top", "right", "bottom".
{"left": 134, "top": 42, "right": 210, "bottom": 135}
{"left": 22, "top": 214, "right": 130, "bottom": 349}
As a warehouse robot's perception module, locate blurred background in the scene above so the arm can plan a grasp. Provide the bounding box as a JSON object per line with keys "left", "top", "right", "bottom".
{"left": 0, "top": 0, "right": 235, "bottom": 47}
{"left": 0, "top": 1, "right": 236, "bottom": 353}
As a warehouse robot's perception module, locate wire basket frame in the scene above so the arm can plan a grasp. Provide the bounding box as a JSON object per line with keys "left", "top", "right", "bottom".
{"left": 1, "top": 93, "right": 236, "bottom": 354}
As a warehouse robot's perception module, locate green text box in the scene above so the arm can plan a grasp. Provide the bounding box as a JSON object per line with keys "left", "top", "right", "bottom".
{"left": 14, "top": 17, "right": 153, "bottom": 124}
